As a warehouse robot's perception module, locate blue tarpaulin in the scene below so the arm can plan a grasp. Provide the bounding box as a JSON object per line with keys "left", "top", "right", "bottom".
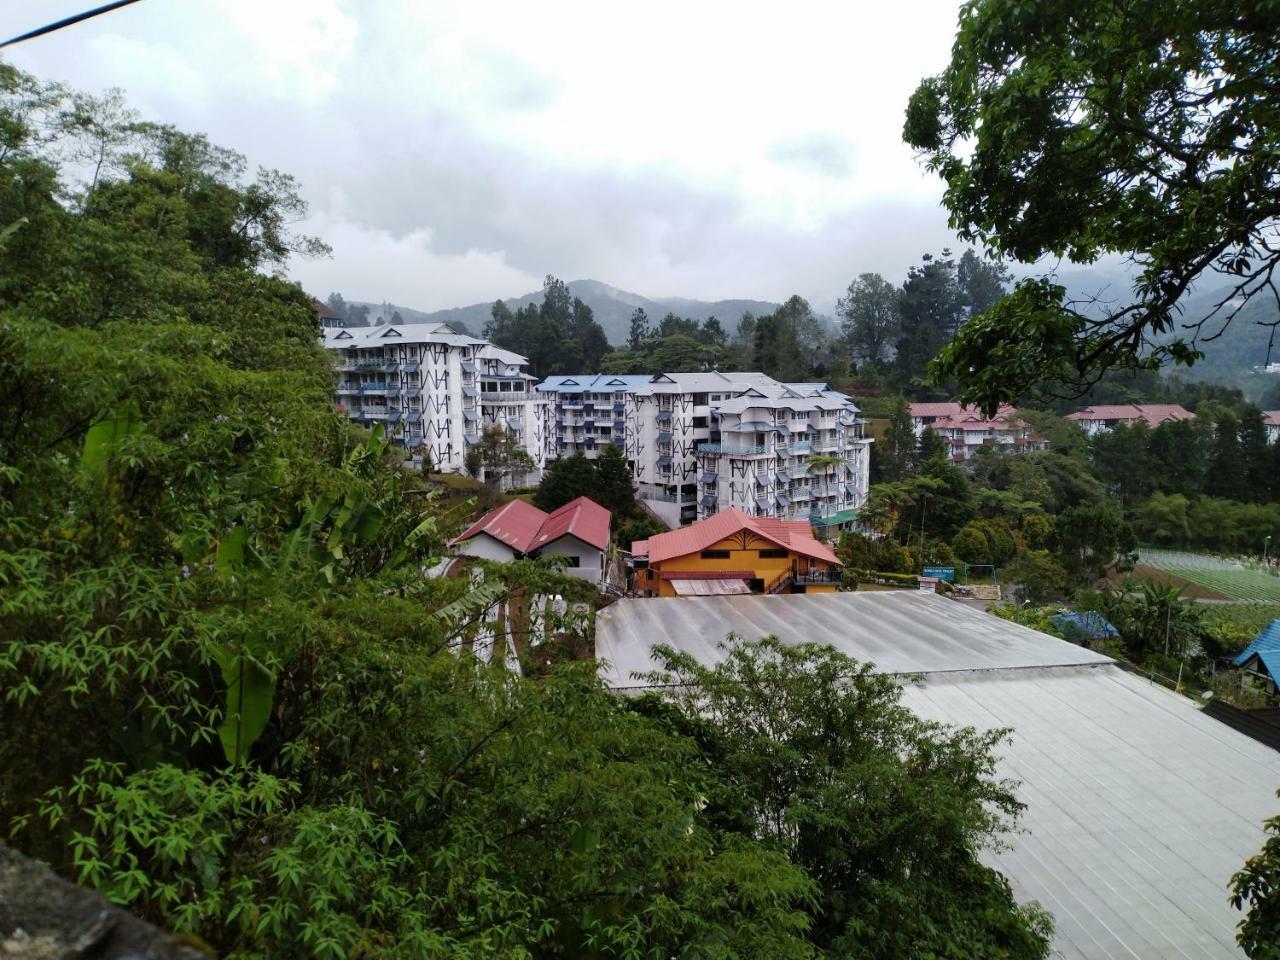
{"left": 1051, "top": 611, "right": 1119, "bottom": 644}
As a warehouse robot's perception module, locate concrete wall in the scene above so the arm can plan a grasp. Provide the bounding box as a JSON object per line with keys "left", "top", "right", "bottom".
{"left": 534, "top": 535, "right": 605, "bottom": 583}
{"left": 455, "top": 535, "right": 517, "bottom": 563}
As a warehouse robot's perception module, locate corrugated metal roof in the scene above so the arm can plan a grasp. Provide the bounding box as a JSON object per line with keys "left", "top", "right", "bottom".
{"left": 1233, "top": 618, "right": 1280, "bottom": 679}
{"left": 595, "top": 592, "right": 1280, "bottom": 960}
{"left": 670, "top": 578, "right": 751, "bottom": 596}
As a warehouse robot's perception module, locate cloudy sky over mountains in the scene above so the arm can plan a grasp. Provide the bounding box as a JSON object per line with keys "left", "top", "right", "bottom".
{"left": 8, "top": 0, "right": 967, "bottom": 312}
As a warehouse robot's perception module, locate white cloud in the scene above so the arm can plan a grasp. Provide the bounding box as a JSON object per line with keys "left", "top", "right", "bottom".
{"left": 288, "top": 214, "right": 542, "bottom": 310}
{"left": 5, "top": 0, "right": 968, "bottom": 311}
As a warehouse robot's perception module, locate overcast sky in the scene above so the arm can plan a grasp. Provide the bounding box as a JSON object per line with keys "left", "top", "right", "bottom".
{"left": 6, "top": 0, "right": 969, "bottom": 313}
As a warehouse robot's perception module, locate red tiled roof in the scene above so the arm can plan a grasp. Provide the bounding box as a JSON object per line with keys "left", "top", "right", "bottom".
{"left": 451, "top": 496, "right": 611, "bottom": 553}
{"left": 641, "top": 508, "right": 841, "bottom": 567}
{"left": 1066, "top": 404, "right": 1195, "bottom": 427}
{"left": 1264, "top": 411, "right": 1280, "bottom": 427}
{"left": 910, "top": 402, "right": 1017, "bottom": 419}
{"left": 531, "top": 496, "right": 611, "bottom": 551}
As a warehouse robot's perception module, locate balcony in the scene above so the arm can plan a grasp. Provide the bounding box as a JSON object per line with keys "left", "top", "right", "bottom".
{"left": 361, "top": 383, "right": 389, "bottom": 395}
{"left": 363, "top": 408, "right": 390, "bottom": 420}
{"left": 613, "top": 402, "right": 625, "bottom": 414}
{"left": 461, "top": 359, "right": 475, "bottom": 372}
{"left": 480, "top": 391, "right": 532, "bottom": 403}
{"left": 337, "top": 383, "right": 361, "bottom": 395}
{"left": 402, "top": 360, "right": 420, "bottom": 373}
{"left": 697, "top": 442, "right": 768, "bottom": 456}
{"left": 384, "top": 360, "right": 400, "bottom": 373}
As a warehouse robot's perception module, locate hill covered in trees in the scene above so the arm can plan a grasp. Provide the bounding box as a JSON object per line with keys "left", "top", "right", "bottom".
{"left": 383, "top": 278, "right": 782, "bottom": 346}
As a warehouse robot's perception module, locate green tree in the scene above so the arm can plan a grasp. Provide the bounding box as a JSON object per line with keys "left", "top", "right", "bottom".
{"left": 627, "top": 306, "right": 650, "bottom": 350}
{"left": 594, "top": 441, "right": 637, "bottom": 518}
{"left": 917, "top": 425, "right": 946, "bottom": 464}
{"left": 1232, "top": 795, "right": 1280, "bottom": 960}
{"left": 907, "top": 0, "right": 1280, "bottom": 408}
{"left": 701, "top": 315, "right": 727, "bottom": 347}
{"left": 1206, "top": 410, "right": 1248, "bottom": 502}
{"left": 1056, "top": 502, "right": 1136, "bottom": 585}
{"left": 533, "top": 453, "right": 600, "bottom": 511}
{"left": 892, "top": 252, "right": 964, "bottom": 391}
{"left": 473, "top": 425, "right": 535, "bottom": 489}
{"left": 874, "top": 397, "right": 917, "bottom": 483}
{"left": 640, "top": 638, "right": 1053, "bottom": 959}
{"left": 1002, "top": 550, "right": 1068, "bottom": 604}
{"left": 957, "top": 248, "right": 1011, "bottom": 318}
{"left": 1239, "top": 406, "right": 1272, "bottom": 502}
{"left": 837, "top": 272, "right": 898, "bottom": 366}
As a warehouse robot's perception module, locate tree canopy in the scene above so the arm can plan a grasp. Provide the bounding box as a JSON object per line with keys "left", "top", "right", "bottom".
{"left": 905, "top": 0, "right": 1280, "bottom": 410}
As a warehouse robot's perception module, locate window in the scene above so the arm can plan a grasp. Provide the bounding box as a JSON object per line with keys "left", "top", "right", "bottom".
{"left": 758, "top": 548, "right": 788, "bottom": 559}
{"left": 693, "top": 393, "right": 709, "bottom": 405}
{"left": 700, "top": 549, "right": 730, "bottom": 559}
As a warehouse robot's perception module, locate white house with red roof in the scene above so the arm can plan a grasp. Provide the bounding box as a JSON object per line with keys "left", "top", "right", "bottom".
{"left": 907, "top": 402, "right": 1046, "bottom": 462}
{"left": 450, "top": 496, "right": 612, "bottom": 584}
{"left": 1064, "top": 403, "right": 1195, "bottom": 437}
{"left": 1264, "top": 410, "right": 1280, "bottom": 445}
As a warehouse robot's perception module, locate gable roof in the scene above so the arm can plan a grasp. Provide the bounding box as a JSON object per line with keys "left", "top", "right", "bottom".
{"left": 1263, "top": 410, "right": 1280, "bottom": 427}
{"left": 451, "top": 496, "right": 612, "bottom": 554}
{"left": 1233, "top": 619, "right": 1280, "bottom": 679}
{"left": 636, "top": 508, "right": 840, "bottom": 566}
{"left": 1065, "top": 404, "right": 1195, "bottom": 426}
{"left": 532, "top": 496, "right": 611, "bottom": 551}
{"left": 450, "top": 499, "right": 548, "bottom": 552}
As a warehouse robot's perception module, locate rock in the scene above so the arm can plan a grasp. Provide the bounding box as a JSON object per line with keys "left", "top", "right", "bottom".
{"left": 0, "top": 844, "right": 209, "bottom": 959}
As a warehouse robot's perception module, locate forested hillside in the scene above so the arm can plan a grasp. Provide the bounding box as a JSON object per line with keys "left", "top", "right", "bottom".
{"left": 0, "top": 66, "right": 1053, "bottom": 960}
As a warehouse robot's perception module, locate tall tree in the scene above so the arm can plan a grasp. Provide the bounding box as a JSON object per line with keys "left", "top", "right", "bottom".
{"left": 837, "top": 272, "right": 899, "bottom": 367}
{"left": 956, "top": 248, "right": 1010, "bottom": 320}
{"left": 473, "top": 425, "right": 535, "bottom": 489}
{"left": 1205, "top": 410, "right": 1248, "bottom": 502}
{"left": 627, "top": 307, "right": 650, "bottom": 350}
{"left": 875, "top": 397, "right": 917, "bottom": 483}
{"left": 908, "top": 0, "right": 1280, "bottom": 409}
{"left": 1238, "top": 406, "right": 1272, "bottom": 502}
{"left": 533, "top": 453, "right": 600, "bottom": 511}
{"left": 569, "top": 297, "right": 609, "bottom": 370}
{"left": 892, "top": 253, "right": 963, "bottom": 391}
{"left": 595, "top": 441, "right": 637, "bottom": 517}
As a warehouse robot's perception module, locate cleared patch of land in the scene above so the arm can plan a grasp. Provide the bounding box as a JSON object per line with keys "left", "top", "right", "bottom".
{"left": 1137, "top": 549, "right": 1280, "bottom": 602}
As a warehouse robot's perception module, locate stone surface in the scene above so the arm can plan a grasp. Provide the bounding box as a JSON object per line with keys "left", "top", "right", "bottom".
{"left": 0, "top": 844, "right": 208, "bottom": 959}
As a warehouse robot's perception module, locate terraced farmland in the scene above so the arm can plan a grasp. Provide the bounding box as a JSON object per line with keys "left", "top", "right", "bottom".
{"left": 1138, "top": 549, "right": 1280, "bottom": 602}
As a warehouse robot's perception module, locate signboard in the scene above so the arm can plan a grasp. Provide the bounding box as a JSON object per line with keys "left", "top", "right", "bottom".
{"left": 923, "top": 566, "right": 956, "bottom": 582}
{"left": 917, "top": 576, "right": 940, "bottom": 593}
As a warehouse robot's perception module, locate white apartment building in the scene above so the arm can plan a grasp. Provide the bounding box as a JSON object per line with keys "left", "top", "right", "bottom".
{"left": 695, "top": 391, "right": 871, "bottom": 526}
{"left": 538, "top": 372, "right": 870, "bottom": 527}
{"left": 1262, "top": 410, "right": 1279, "bottom": 445}
{"left": 537, "top": 374, "right": 655, "bottom": 459}
{"left": 324, "top": 323, "right": 551, "bottom": 480}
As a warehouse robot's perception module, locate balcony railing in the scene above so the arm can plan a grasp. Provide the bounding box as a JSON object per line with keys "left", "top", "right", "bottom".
{"left": 698, "top": 443, "right": 767, "bottom": 456}
{"left": 481, "top": 391, "right": 532, "bottom": 403}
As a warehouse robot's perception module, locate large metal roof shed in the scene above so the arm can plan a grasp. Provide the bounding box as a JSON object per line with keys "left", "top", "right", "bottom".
{"left": 595, "top": 592, "right": 1280, "bottom": 960}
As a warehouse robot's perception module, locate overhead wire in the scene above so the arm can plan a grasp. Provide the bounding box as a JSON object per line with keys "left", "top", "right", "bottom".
{"left": 1, "top": 0, "right": 144, "bottom": 49}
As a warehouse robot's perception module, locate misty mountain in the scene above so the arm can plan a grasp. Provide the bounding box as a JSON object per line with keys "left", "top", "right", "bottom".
{"left": 356, "top": 280, "right": 783, "bottom": 345}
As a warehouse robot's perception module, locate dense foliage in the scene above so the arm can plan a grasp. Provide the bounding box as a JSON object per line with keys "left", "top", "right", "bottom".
{"left": 0, "top": 68, "right": 1057, "bottom": 958}
{"left": 906, "top": 0, "right": 1280, "bottom": 409}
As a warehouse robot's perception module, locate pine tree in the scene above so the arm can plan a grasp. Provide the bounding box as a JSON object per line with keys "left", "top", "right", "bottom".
{"left": 595, "top": 442, "right": 637, "bottom": 517}
{"left": 1238, "top": 406, "right": 1271, "bottom": 502}
{"left": 1204, "top": 411, "right": 1247, "bottom": 502}
{"left": 875, "top": 397, "right": 917, "bottom": 483}
{"left": 627, "top": 307, "right": 650, "bottom": 351}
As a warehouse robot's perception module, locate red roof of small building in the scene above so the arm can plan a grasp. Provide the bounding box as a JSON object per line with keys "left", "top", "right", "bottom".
{"left": 1066, "top": 404, "right": 1195, "bottom": 427}
{"left": 531, "top": 496, "right": 612, "bottom": 551}
{"left": 634, "top": 508, "right": 840, "bottom": 567}
{"left": 451, "top": 496, "right": 611, "bottom": 553}
{"left": 1264, "top": 411, "right": 1280, "bottom": 427}
{"left": 910, "top": 402, "right": 1017, "bottom": 419}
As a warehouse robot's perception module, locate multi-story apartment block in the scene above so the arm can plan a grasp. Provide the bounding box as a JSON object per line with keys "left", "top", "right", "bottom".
{"left": 908, "top": 402, "right": 1048, "bottom": 462}
{"left": 539, "top": 372, "right": 870, "bottom": 527}
{"left": 324, "top": 322, "right": 551, "bottom": 481}
{"left": 537, "top": 374, "right": 654, "bottom": 459}
{"left": 694, "top": 390, "right": 870, "bottom": 525}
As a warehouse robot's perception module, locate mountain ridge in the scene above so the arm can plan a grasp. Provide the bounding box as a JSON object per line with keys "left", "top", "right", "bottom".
{"left": 353, "top": 279, "right": 783, "bottom": 345}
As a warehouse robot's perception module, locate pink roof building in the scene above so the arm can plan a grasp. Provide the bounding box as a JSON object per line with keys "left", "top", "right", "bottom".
{"left": 451, "top": 496, "right": 611, "bottom": 583}
{"left": 1065, "top": 404, "right": 1195, "bottom": 436}
{"left": 1264, "top": 410, "right": 1280, "bottom": 445}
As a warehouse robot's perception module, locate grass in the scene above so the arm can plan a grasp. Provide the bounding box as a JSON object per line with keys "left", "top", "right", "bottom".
{"left": 1201, "top": 603, "right": 1280, "bottom": 656}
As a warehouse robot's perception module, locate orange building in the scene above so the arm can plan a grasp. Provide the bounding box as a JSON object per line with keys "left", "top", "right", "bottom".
{"left": 630, "top": 508, "right": 842, "bottom": 597}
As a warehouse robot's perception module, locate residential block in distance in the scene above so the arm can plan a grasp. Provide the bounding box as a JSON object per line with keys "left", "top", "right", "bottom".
{"left": 324, "top": 322, "right": 551, "bottom": 481}
{"left": 908, "top": 402, "right": 1048, "bottom": 462}
{"left": 539, "top": 372, "right": 871, "bottom": 527}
